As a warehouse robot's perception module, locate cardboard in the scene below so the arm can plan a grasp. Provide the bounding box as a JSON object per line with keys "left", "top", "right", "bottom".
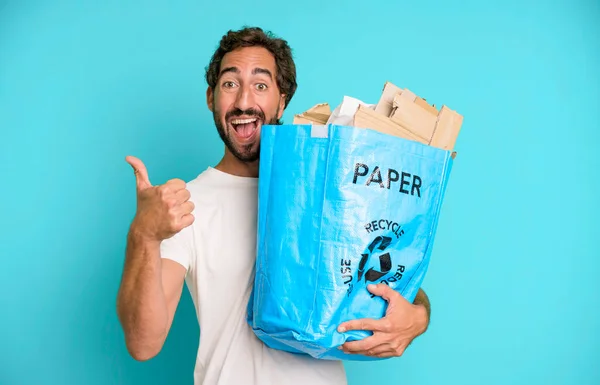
{"left": 414, "top": 96, "right": 438, "bottom": 115}
{"left": 293, "top": 103, "right": 331, "bottom": 125}
{"left": 374, "top": 81, "right": 403, "bottom": 117}
{"left": 430, "top": 105, "right": 463, "bottom": 151}
{"left": 389, "top": 92, "right": 437, "bottom": 142}
{"left": 293, "top": 81, "right": 463, "bottom": 153}
{"left": 293, "top": 113, "right": 330, "bottom": 125}
{"left": 353, "top": 104, "right": 427, "bottom": 143}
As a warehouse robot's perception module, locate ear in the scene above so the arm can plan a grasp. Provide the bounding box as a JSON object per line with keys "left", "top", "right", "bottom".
{"left": 206, "top": 86, "right": 214, "bottom": 112}
{"left": 277, "top": 94, "right": 286, "bottom": 119}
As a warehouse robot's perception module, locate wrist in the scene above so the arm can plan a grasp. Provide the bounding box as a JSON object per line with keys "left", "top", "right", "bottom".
{"left": 128, "top": 220, "right": 161, "bottom": 249}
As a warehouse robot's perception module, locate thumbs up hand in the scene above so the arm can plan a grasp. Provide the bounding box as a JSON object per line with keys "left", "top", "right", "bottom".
{"left": 125, "top": 156, "right": 195, "bottom": 242}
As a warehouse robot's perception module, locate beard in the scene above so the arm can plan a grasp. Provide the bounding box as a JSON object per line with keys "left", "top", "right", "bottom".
{"left": 213, "top": 106, "right": 281, "bottom": 163}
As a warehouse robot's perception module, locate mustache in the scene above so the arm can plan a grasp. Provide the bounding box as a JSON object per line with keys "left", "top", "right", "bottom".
{"left": 226, "top": 108, "right": 265, "bottom": 121}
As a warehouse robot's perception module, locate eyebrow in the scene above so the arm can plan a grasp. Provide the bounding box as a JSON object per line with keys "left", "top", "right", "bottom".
{"left": 252, "top": 67, "right": 273, "bottom": 79}
{"left": 219, "top": 66, "right": 239, "bottom": 77}
{"left": 219, "top": 66, "right": 273, "bottom": 79}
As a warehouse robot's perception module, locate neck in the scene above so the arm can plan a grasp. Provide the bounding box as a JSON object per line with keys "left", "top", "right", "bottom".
{"left": 214, "top": 149, "right": 259, "bottom": 178}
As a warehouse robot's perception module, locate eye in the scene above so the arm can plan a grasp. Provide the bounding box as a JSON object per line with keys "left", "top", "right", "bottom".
{"left": 256, "top": 83, "right": 268, "bottom": 91}
{"left": 222, "top": 81, "right": 236, "bottom": 89}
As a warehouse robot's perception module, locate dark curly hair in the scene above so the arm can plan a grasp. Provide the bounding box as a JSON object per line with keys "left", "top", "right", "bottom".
{"left": 205, "top": 26, "right": 298, "bottom": 109}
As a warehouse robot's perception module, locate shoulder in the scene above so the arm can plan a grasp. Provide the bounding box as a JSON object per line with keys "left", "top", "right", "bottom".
{"left": 181, "top": 168, "right": 218, "bottom": 210}
{"left": 185, "top": 167, "right": 258, "bottom": 196}
{"left": 184, "top": 167, "right": 221, "bottom": 194}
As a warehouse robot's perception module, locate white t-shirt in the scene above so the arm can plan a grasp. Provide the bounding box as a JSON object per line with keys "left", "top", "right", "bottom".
{"left": 160, "top": 167, "right": 347, "bottom": 385}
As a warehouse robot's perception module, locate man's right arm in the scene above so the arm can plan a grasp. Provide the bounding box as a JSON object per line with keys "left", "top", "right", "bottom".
{"left": 116, "top": 228, "right": 186, "bottom": 361}
{"left": 116, "top": 156, "right": 195, "bottom": 361}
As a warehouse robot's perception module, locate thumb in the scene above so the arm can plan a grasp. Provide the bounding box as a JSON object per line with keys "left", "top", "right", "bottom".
{"left": 125, "top": 155, "right": 152, "bottom": 191}
{"left": 367, "top": 283, "right": 401, "bottom": 303}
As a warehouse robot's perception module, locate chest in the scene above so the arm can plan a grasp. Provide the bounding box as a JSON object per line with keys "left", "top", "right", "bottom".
{"left": 194, "top": 200, "right": 258, "bottom": 280}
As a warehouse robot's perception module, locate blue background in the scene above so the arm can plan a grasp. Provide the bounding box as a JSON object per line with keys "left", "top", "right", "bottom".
{"left": 1, "top": 1, "right": 598, "bottom": 384}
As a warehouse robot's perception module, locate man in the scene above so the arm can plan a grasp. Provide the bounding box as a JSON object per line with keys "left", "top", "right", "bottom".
{"left": 116, "top": 26, "right": 431, "bottom": 385}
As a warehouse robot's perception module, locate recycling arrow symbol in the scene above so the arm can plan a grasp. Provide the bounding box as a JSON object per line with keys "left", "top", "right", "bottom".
{"left": 357, "top": 235, "right": 393, "bottom": 283}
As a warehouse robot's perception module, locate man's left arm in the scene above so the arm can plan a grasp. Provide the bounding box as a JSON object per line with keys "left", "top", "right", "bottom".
{"left": 337, "top": 284, "right": 430, "bottom": 358}
{"left": 413, "top": 288, "right": 431, "bottom": 331}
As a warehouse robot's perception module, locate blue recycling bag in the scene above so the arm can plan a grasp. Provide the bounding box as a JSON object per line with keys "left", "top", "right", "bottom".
{"left": 247, "top": 123, "right": 454, "bottom": 361}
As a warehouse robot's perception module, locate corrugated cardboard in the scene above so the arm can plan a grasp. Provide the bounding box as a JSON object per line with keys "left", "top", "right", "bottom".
{"left": 414, "top": 96, "right": 438, "bottom": 115}
{"left": 374, "top": 82, "right": 463, "bottom": 151}
{"left": 353, "top": 104, "right": 427, "bottom": 144}
{"left": 374, "top": 81, "right": 403, "bottom": 117}
{"left": 292, "top": 81, "right": 463, "bottom": 154}
{"left": 293, "top": 113, "right": 330, "bottom": 125}
{"left": 430, "top": 105, "right": 463, "bottom": 151}
{"left": 389, "top": 92, "right": 437, "bottom": 142}
{"left": 293, "top": 103, "right": 331, "bottom": 125}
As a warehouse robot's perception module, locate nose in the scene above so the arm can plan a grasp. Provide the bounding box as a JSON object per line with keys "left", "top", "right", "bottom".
{"left": 234, "top": 84, "right": 256, "bottom": 112}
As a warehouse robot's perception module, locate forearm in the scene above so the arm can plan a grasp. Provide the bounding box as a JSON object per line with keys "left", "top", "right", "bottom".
{"left": 412, "top": 289, "right": 431, "bottom": 333}
{"left": 117, "top": 227, "right": 169, "bottom": 360}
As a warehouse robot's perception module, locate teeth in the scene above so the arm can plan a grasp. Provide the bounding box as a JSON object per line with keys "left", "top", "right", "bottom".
{"left": 231, "top": 118, "right": 257, "bottom": 125}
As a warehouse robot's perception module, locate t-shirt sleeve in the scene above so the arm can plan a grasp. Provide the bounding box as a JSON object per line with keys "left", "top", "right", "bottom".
{"left": 159, "top": 225, "right": 195, "bottom": 271}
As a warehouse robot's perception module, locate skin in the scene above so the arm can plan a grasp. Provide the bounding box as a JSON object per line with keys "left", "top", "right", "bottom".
{"left": 207, "top": 46, "right": 286, "bottom": 178}
{"left": 116, "top": 45, "right": 430, "bottom": 362}
{"left": 116, "top": 158, "right": 191, "bottom": 361}
{"left": 337, "top": 284, "right": 430, "bottom": 358}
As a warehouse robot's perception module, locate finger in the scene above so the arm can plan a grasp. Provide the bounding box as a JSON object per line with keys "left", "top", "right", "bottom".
{"left": 179, "top": 213, "right": 195, "bottom": 229}
{"left": 175, "top": 188, "right": 191, "bottom": 204}
{"left": 176, "top": 200, "right": 195, "bottom": 215}
{"left": 165, "top": 178, "right": 187, "bottom": 191}
{"left": 367, "top": 283, "right": 402, "bottom": 303}
{"left": 365, "top": 343, "right": 401, "bottom": 357}
{"left": 341, "top": 341, "right": 401, "bottom": 358}
{"left": 338, "top": 317, "right": 388, "bottom": 333}
{"left": 340, "top": 335, "right": 383, "bottom": 354}
{"left": 125, "top": 156, "right": 152, "bottom": 191}
{"left": 345, "top": 345, "right": 395, "bottom": 358}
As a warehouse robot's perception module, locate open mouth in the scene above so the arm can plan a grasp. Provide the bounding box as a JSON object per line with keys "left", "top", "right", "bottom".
{"left": 230, "top": 117, "right": 261, "bottom": 140}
